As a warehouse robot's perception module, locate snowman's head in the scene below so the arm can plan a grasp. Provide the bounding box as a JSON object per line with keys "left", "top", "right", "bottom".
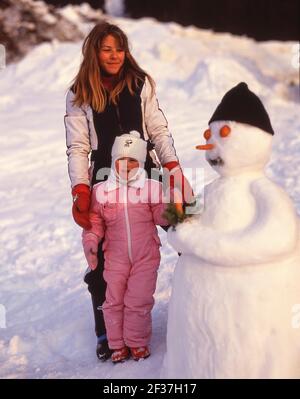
{"left": 197, "top": 82, "right": 274, "bottom": 176}
{"left": 199, "top": 120, "right": 272, "bottom": 176}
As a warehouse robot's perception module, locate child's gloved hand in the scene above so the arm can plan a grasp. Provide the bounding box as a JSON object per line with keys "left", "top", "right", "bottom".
{"left": 72, "top": 184, "right": 92, "bottom": 229}
{"left": 83, "top": 240, "right": 98, "bottom": 270}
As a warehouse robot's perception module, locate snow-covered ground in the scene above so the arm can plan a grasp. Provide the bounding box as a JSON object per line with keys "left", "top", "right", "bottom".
{"left": 0, "top": 14, "right": 299, "bottom": 379}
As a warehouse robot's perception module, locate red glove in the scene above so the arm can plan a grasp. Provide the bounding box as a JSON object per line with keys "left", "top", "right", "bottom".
{"left": 71, "top": 184, "right": 92, "bottom": 229}
{"left": 163, "top": 161, "right": 195, "bottom": 204}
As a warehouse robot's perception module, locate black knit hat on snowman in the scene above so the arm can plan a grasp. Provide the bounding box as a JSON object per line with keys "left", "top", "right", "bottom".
{"left": 209, "top": 82, "right": 274, "bottom": 135}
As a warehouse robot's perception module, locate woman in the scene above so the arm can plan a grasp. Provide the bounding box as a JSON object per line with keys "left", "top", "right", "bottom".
{"left": 64, "top": 22, "right": 193, "bottom": 360}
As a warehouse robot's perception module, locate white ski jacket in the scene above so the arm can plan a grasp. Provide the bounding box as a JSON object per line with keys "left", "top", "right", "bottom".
{"left": 64, "top": 77, "right": 179, "bottom": 188}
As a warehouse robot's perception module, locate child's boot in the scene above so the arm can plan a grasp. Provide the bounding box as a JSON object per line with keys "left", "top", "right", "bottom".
{"left": 111, "top": 347, "right": 130, "bottom": 363}
{"left": 130, "top": 346, "right": 151, "bottom": 361}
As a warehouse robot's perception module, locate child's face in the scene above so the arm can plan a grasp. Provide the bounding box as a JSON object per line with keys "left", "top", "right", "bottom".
{"left": 115, "top": 157, "right": 139, "bottom": 180}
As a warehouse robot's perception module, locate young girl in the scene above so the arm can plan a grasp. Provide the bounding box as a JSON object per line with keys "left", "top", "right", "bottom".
{"left": 82, "top": 131, "right": 169, "bottom": 362}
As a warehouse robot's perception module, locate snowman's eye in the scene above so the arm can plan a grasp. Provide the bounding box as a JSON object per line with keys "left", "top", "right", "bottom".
{"left": 220, "top": 125, "right": 231, "bottom": 137}
{"left": 203, "top": 129, "right": 211, "bottom": 140}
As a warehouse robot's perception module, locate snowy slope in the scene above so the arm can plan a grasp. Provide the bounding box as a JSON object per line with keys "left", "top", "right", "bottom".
{"left": 0, "top": 15, "right": 299, "bottom": 379}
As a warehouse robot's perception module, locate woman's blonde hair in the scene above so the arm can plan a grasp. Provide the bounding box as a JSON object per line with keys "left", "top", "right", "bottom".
{"left": 70, "top": 22, "right": 155, "bottom": 112}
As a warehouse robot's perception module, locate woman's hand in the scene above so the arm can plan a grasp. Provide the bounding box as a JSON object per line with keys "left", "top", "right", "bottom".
{"left": 72, "top": 184, "right": 92, "bottom": 229}
{"left": 163, "top": 162, "right": 195, "bottom": 205}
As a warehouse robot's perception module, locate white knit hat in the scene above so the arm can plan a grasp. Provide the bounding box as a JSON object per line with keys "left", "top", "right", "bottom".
{"left": 111, "top": 131, "right": 147, "bottom": 165}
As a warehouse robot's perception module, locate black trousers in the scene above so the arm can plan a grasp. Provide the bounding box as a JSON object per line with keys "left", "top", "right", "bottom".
{"left": 84, "top": 240, "right": 107, "bottom": 338}
{"left": 84, "top": 226, "right": 170, "bottom": 339}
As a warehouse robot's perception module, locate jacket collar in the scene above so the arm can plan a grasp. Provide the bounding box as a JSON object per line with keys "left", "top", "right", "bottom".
{"left": 104, "top": 169, "right": 147, "bottom": 192}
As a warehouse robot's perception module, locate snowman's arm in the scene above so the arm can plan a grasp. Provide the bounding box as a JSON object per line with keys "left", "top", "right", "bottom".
{"left": 168, "top": 180, "right": 299, "bottom": 266}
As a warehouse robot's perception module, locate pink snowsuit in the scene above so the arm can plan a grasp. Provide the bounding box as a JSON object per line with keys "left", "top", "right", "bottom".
{"left": 82, "top": 173, "right": 169, "bottom": 349}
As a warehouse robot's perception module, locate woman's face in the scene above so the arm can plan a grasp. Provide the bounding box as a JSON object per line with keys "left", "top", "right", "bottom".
{"left": 99, "top": 34, "right": 125, "bottom": 75}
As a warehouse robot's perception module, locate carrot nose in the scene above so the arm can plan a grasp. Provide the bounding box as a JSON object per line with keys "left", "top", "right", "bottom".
{"left": 196, "top": 143, "right": 215, "bottom": 150}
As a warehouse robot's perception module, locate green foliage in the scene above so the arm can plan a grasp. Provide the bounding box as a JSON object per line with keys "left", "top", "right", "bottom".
{"left": 163, "top": 201, "right": 197, "bottom": 226}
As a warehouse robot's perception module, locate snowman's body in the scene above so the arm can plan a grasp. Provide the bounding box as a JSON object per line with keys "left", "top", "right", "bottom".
{"left": 163, "top": 119, "right": 300, "bottom": 379}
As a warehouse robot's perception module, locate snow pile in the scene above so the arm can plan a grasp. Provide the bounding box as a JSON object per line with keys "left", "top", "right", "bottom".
{"left": 0, "top": 0, "right": 106, "bottom": 64}
{"left": 0, "top": 13, "right": 299, "bottom": 379}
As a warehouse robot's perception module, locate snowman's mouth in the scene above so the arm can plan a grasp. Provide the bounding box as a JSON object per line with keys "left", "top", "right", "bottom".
{"left": 208, "top": 157, "right": 224, "bottom": 167}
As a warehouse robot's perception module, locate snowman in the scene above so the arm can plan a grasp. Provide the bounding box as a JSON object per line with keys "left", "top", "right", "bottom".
{"left": 162, "top": 82, "right": 300, "bottom": 379}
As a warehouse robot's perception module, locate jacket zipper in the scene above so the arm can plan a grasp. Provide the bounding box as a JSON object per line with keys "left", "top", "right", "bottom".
{"left": 115, "top": 104, "right": 124, "bottom": 134}
{"left": 123, "top": 186, "right": 133, "bottom": 263}
{"left": 116, "top": 105, "right": 132, "bottom": 262}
